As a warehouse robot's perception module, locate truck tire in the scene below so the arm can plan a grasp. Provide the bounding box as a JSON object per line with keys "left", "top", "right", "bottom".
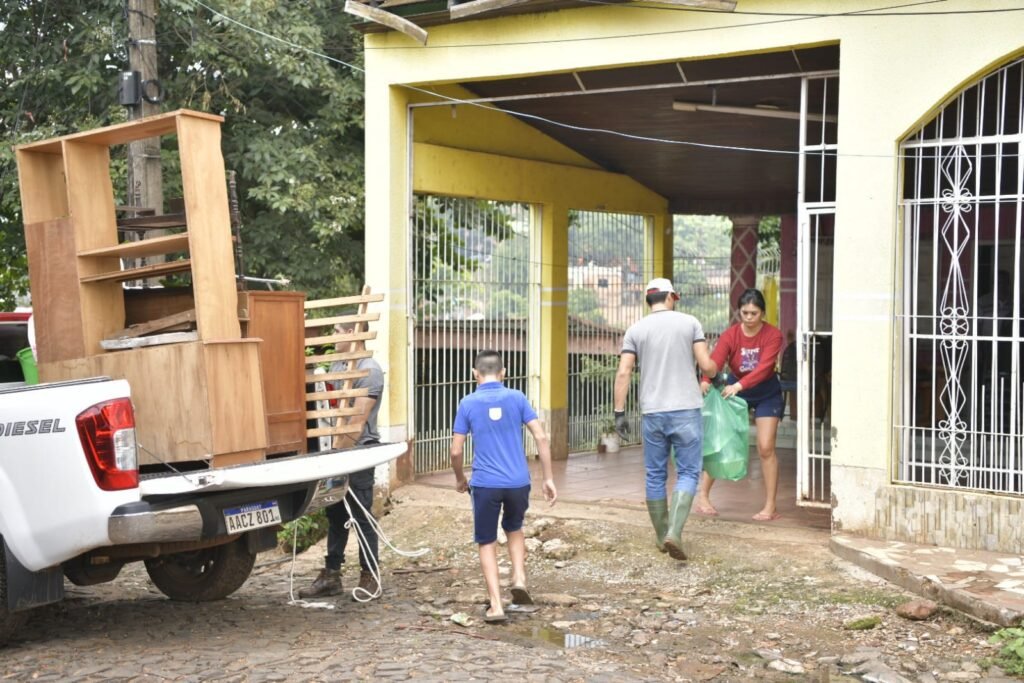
{"left": 144, "top": 539, "right": 256, "bottom": 602}
{"left": 0, "top": 542, "right": 25, "bottom": 647}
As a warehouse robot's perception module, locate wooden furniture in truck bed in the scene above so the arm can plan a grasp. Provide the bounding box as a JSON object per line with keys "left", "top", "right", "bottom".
{"left": 14, "top": 110, "right": 268, "bottom": 466}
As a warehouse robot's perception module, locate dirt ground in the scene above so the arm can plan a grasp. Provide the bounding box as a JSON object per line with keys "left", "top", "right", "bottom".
{"left": 377, "top": 484, "right": 1008, "bottom": 681}
{"left": 2, "top": 483, "right": 1014, "bottom": 682}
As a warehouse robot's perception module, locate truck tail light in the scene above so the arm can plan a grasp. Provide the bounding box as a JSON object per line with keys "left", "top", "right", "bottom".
{"left": 76, "top": 398, "right": 139, "bottom": 491}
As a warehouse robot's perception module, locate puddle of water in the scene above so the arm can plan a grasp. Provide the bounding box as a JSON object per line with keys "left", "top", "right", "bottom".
{"left": 531, "top": 627, "right": 606, "bottom": 649}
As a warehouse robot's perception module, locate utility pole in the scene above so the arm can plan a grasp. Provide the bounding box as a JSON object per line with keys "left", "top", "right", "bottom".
{"left": 126, "top": 0, "right": 162, "bottom": 218}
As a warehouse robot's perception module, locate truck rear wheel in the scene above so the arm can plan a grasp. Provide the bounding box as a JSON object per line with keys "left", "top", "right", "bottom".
{"left": 144, "top": 539, "right": 256, "bottom": 602}
{"left": 0, "top": 541, "right": 25, "bottom": 646}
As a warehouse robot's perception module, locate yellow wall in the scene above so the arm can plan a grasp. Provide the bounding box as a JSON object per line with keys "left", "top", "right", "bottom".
{"left": 364, "top": 0, "right": 1024, "bottom": 530}
{"left": 367, "top": 82, "right": 667, "bottom": 459}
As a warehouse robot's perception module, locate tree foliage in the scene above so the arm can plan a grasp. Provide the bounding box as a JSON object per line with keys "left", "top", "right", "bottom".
{"left": 0, "top": 0, "right": 367, "bottom": 309}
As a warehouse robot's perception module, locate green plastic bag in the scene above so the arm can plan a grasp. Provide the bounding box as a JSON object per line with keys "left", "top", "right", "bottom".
{"left": 702, "top": 388, "right": 749, "bottom": 481}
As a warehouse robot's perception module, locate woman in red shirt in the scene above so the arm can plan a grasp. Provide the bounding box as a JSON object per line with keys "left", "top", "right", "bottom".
{"left": 696, "top": 288, "right": 784, "bottom": 521}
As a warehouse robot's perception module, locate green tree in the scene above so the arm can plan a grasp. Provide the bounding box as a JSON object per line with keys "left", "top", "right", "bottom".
{"left": 0, "top": 0, "right": 367, "bottom": 309}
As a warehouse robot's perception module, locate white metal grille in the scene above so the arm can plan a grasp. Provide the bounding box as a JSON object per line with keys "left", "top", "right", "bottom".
{"left": 897, "top": 57, "right": 1024, "bottom": 495}
{"left": 567, "top": 210, "right": 649, "bottom": 452}
{"left": 411, "top": 195, "right": 540, "bottom": 474}
{"left": 797, "top": 74, "right": 838, "bottom": 507}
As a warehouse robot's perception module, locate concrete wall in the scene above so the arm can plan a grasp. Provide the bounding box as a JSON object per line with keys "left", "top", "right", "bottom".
{"left": 364, "top": 0, "right": 1024, "bottom": 547}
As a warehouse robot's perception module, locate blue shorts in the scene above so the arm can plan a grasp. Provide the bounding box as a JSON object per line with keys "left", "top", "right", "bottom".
{"left": 470, "top": 484, "right": 531, "bottom": 545}
{"left": 734, "top": 375, "right": 784, "bottom": 419}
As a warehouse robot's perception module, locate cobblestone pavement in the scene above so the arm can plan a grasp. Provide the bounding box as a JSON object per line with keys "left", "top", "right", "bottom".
{"left": 5, "top": 563, "right": 655, "bottom": 682}
{"left": 1, "top": 485, "right": 1020, "bottom": 682}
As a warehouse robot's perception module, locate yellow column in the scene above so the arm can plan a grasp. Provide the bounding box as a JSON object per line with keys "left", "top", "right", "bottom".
{"left": 365, "top": 82, "right": 413, "bottom": 482}
{"left": 652, "top": 212, "right": 674, "bottom": 279}
{"left": 539, "top": 203, "right": 569, "bottom": 461}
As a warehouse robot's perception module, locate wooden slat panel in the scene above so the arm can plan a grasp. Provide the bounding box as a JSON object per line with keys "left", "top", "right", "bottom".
{"left": 304, "top": 285, "right": 380, "bottom": 444}
{"left": 15, "top": 109, "right": 224, "bottom": 154}
{"left": 307, "top": 423, "right": 363, "bottom": 439}
{"left": 79, "top": 259, "right": 192, "bottom": 284}
{"left": 79, "top": 232, "right": 189, "bottom": 259}
{"left": 176, "top": 115, "right": 240, "bottom": 341}
{"left": 303, "top": 312, "right": 379, "bottom": 329}
{"left": 63, "top": 140, "right": 124, "bottom": 355}
{"left": 305, "top": 293, "right": 384, "bottom": 309}
{"left": 304, "top": 330, "right": 377, "bottom": 346}
{"left": 305, "top": 349, "right": 373, "bottom": 365}
{"left": 305, "top": 387, "right": 370, "bottom": 402}
{"left": 305, "top": 406, "right": 367, "bottom": 420}
{"left": 305, "top": 369, "right": 369, "bottom": 383}
{"left": 24, "top": 218, "right": 86, "bottom": 362}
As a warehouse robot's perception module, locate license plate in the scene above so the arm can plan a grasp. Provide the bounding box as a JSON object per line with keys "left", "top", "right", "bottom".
{"left": 223, "top": 501, "right": 282, "bottom": 533}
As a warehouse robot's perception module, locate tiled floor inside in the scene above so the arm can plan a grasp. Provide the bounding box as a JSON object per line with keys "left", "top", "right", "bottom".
{"left": 416, "top": 441, "right": 831, "bottom": 531}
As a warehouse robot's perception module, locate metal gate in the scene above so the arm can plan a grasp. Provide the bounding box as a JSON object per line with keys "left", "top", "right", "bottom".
{"left": 897, "top": 57, "right": 1024, "bottom": 495}
{"left": 796, "top": 74, "right": 838, "bottom": 506}
{"left": 410, "top": 195, "right": 540, "bottom": 473}
{"left": 566, "top": 210, "right": 650, "bottom": 452}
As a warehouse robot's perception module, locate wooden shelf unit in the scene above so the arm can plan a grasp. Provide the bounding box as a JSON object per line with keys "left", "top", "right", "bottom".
{"left": 16, "top": 110, "right": 268, "bottom": 465}
{"left": 15, "top": 109, "right": 241, "bottom": 362}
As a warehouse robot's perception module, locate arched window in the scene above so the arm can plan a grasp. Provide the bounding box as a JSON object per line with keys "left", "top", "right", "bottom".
{"left": 898, "top": 57, "right": 1024, "bottom": 494}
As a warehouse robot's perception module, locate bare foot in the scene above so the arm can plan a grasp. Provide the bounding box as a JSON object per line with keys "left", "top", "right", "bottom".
{"left": 693, "top": 499, "right": 718, "bottom": 516}
{"left": 752, "top": 510, "right": 781, "bottom": 522}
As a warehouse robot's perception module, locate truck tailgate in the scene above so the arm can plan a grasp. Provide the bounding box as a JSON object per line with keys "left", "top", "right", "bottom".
{"left": 138, "top": 442, "right": 407, "bottom": 496}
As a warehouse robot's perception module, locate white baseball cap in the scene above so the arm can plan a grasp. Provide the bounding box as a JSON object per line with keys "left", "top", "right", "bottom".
{"left": 645, "top": 278, "right": 678, "bottom": 298}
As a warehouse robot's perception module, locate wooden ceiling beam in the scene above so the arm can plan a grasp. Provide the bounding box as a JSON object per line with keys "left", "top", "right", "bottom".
{"left": 344, "top": 0, "right": 429, "bottom": 44}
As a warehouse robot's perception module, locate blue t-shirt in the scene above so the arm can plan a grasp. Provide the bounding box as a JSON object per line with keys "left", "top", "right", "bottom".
{"left": 453, "top": 381, "right": 537, "bottom": 488}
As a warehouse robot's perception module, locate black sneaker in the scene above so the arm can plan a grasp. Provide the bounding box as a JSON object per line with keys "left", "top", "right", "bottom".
{"left": 299, "top": 568, "right": 342, "bottom": 598}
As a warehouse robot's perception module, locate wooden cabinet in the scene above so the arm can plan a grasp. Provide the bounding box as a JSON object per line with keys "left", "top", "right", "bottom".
{"left": 15, "top": 110, "right": 269, "bottom": 466}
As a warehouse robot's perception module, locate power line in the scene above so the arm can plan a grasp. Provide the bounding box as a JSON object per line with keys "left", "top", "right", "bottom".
{"left": 362, "top": 0, "right": 1024, "bottom": 51}
{"left": 189, "top": 0, "right": 1020, "bottom": 161}
{"left": 582, "top": 0, "right": 1024, "bottom": 17}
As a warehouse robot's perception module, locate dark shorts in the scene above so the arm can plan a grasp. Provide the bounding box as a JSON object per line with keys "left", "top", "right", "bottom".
{"left": 734, "top": 375, "right": 784, "bottom": 420}
{"left": 470, "top": 484, "right": 531, "bottom": 545}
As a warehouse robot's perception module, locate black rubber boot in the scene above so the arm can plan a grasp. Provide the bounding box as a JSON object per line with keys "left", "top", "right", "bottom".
{"left": 645, "top": 499, "right": 669, "bottom": 553}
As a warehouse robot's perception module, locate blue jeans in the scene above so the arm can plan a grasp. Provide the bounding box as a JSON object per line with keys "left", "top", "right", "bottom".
{"left": 642, "top": 409, "right": 703, "bottom": 499}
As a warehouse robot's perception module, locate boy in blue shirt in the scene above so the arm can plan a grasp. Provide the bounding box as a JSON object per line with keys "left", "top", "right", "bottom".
{"left": 451, "top": 350, "right": 557, "bottom": 624}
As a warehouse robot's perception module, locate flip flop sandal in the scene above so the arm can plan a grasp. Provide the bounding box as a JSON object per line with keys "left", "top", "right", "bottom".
{"left": 507, "top": 603, "right": 540, "bottom": 614}
{"left": 483, "top": 610, "right": 508, "bottom": 624}
{"left": 510, "top": 586, "right": 534, "bottom": 605}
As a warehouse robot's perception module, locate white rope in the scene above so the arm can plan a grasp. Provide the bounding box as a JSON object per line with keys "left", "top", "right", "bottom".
{"left": 285, "top": 480, "right": 430, "bottom": 607}
{"left": 344, "top": 487, "right": 430, "bottom": 603}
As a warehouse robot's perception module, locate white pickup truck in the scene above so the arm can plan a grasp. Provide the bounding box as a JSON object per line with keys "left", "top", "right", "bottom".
{"left": 0, "top": 357, "right": 404, "bottom": 645}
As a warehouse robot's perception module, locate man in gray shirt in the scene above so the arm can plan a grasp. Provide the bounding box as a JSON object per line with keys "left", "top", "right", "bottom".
{"left": 613, "top": 278, "right": 718, "bottom": 561}
{"left": 300, "top": 323, "right": 385, "bottom": 600}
